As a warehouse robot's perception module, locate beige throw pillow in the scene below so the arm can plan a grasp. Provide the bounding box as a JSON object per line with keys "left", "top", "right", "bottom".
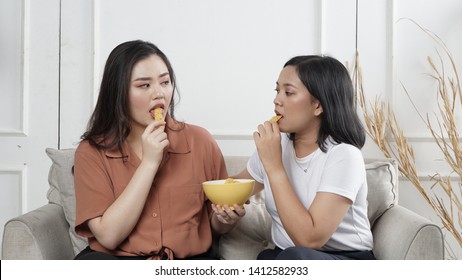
{"left": 46, "top": 148, "right": 87, "bottom": 255}
{"left": 218, "top": 191, "right": 274, "bottom": 260}
{"left": 365, "top": 158, "right": 398, "bottom": 226}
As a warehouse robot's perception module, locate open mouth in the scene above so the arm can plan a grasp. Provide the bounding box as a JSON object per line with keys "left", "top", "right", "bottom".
{"left": 149, "top": 104, "right": 165, "bottom": 117}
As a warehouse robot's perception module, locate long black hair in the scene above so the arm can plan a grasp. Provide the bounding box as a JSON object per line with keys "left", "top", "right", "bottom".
{"left": 284, "top": 55, "right": 365, "bottom": 151}
{"left": 81, "top": 40, "right": 178, "bottom": 152}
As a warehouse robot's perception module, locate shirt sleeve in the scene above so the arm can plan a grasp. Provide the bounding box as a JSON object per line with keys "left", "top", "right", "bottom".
{"left": 246, "top": 150, "right": 265, "bottom": 184}
{"left": 317, "top": 145, "right": 366, "bottom": 203}
{"left": 74, "top": 143, "right": 115, "bottom": 238}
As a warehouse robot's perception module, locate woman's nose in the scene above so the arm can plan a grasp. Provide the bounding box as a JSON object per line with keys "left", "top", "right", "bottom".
{"left": 152, "top": 87, "right": 164, "bottom": 99}
{"left": 273, "top": 96, "right": 281, "bottom": 106}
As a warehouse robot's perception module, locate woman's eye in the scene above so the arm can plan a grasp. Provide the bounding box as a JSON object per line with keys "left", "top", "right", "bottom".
{"left": 161, "top": 80, "right": 170, "bottom": 86}
{"left": 139, "top": 84, "right": 150, "bottom": 88}
{"left": 285, "top": 91, "right": 294, "bottom": 96}
{"left": 274, "top": 88, "right": 280, "bottom": 94}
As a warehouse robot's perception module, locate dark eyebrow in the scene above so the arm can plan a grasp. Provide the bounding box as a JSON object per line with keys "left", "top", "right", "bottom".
{"left": 159, "top": 72, "right": 170, "bottom": 78}
{"left": 132, "top": 72, "right": 170, "bottom": 82}
{"left": 133, "top": 77, "right": 152, "bottom": 82}
{"left": 276, "top": 81, "right": 299, "bottom": 89}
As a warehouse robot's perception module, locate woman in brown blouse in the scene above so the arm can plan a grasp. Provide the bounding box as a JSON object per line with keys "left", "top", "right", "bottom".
{"left": 73, "top": 40, "right": 244, "bottom": 260}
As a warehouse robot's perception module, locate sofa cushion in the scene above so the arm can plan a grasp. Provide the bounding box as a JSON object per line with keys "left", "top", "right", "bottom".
{"left": 218, "top": 191, "right": 274, "bottom": 260}
{"left": 45, "top": 148, "right": 87, "bottom": 256}
{"left": 365, "top": 158, "right": 398, "bottom": 226}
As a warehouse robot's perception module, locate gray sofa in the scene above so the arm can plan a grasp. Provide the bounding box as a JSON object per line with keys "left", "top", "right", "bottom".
{"left": 2, "top": 148, "right": 444, "bottom": 259}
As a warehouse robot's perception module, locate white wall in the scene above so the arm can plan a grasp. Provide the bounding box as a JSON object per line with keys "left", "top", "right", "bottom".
{"left": 60, "top": 0, "right": 330, "bottom": 151}
{"left": 1, "top": 0, "right": 460, "bottom": 258}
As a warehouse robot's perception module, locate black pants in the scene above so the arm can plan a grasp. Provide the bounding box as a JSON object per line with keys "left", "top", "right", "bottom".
{"left": 257, "top": 246, "right": 376, "bottom": 260}
{"left": 74, "top": 246, "right": 218, "bottom": 260}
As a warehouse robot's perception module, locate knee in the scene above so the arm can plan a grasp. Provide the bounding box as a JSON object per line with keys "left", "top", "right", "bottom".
{"left": 275, "top": 246, "right": 305, "bottom": 260}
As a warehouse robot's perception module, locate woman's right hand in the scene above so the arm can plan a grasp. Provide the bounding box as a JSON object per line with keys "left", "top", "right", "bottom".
{"left": 253, "top": 121, "right": 283, "bottom": 173}
{"left": 141, "top": 120, "right": 169, "bottom": 166}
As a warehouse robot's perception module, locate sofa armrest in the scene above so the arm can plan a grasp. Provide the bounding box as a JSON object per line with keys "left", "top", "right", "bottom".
{"left": 2, "top": 203, "right": 75, "bottom": 259}
{"left": 372, "top": 205, "right": 444, "bottom": 259}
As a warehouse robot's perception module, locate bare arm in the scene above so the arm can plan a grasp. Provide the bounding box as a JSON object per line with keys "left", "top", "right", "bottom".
{"left": 233, "top": 168, "right": 264, "bottom": 194}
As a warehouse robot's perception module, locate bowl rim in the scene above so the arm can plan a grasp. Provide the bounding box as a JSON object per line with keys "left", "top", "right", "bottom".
{"left": 202, "top": 178, "right": 255, "bottom": 185}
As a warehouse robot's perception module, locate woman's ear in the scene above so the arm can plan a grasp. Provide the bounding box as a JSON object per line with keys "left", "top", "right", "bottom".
{"left": 314, "top": 101, "right": 323, "bottom": 116}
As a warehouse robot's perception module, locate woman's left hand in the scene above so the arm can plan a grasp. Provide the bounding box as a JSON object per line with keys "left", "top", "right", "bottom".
{"left": 212, "top": 204, "right": 246, "bottom": 225}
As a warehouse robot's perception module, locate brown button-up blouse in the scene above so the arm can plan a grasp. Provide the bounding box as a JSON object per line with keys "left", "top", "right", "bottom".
{"left": 74, "top": 120, "right": 227, "bottom": 259}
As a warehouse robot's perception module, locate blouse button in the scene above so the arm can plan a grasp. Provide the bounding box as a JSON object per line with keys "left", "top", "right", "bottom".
{"left": 262, "top": 240, "right": 269, "bottom": 247}
{"left": 152, "top": 212, "right": 158, "bottom": 218}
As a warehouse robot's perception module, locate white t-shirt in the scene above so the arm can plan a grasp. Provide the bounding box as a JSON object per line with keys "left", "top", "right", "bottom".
{"left": 247, "top": 135, "right": 373, "bottom": 251}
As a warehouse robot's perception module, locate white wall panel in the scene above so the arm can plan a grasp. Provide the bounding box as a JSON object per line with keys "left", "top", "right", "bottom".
{"left": 356, "top": 0, "right": 391, "bottom": 102}
{"left": 0, "top": 0, "right": 26, "bottom": 135}
{"left": 358, "top": 0, "right": 461, "bottom": 175}
{"left": 0, "top": 167, "right": 26, "bottom": 213}
{"left": 393, "top": 0, "right": 462, "bottom": 139}
{"left": 0, "top": 166, "right": 25, "bottom": 258}
{"left": 0, "top": 0, "right": 60, "bottom": 257}
{"left": 321, "top": 0, "right": 357, "bottom": 63}
{"left": 60, "top": 0, "right": 94, "bottom": 148}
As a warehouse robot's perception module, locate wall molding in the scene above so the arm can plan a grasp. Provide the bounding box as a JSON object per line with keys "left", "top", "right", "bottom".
{"left": 0, "top": 130, "right": 27, "bottom": 137}
{"left": 0, "top": 0, "right": 29, "bottom": 137}
{"left": 400, "top": 173, "right": 460, "bottom": 182}
{"left": 213, "top": 134, "right": 462, "bottom": 142}
{"left": 0, "top": 164, "right": 27, "bottom": 214}
{"left": 316, "top": 0, "right": 324, "bottom": 54}
{"left": 212, "top": 134, "right": 253, "bottom": 141}
{"left": 92, "top": 0, "right": 99, "bottom": 107}
{"left": 21, "top": 0, "right": 30, "bottom": 137}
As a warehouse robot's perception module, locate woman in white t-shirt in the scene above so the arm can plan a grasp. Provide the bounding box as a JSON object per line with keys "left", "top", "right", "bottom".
{"left": 234, "top": 55, "right": 375, "bottom": 260}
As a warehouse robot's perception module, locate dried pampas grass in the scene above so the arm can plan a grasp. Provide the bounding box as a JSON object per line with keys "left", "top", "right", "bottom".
{"left": 354, "top": 21, "right": 461, "bottom": 258}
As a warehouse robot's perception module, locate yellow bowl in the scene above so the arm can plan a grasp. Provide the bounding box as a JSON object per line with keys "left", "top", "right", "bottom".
{"left": 202, "top": 179, "right": 255, "bottom": 209}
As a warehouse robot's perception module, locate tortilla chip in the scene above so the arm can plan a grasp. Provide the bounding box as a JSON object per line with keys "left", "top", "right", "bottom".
{"left": 269, "top": 115, "right": 282, "bottom": 122}
{"left": 154, "top": 108, "right": 164, "bottom": 121}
